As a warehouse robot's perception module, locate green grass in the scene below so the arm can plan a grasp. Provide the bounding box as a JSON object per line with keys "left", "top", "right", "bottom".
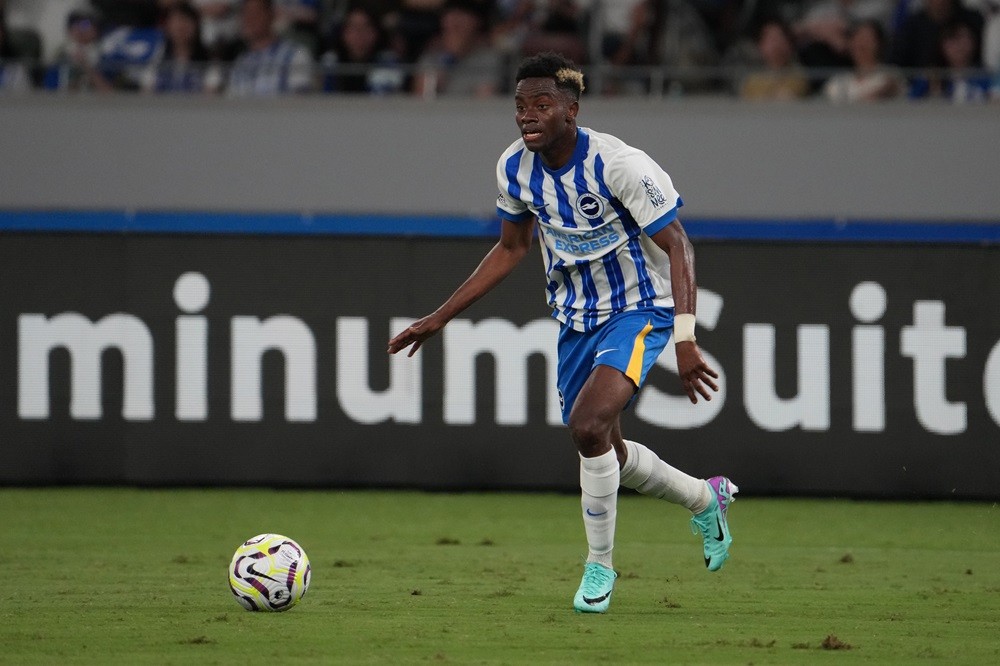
{"left": 1, "top": 489, "right": 998, "bottom": 665}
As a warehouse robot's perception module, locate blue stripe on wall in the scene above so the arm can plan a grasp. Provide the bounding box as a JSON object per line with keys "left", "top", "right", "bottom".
{"left": 1, "top": 210, "right": 998, "bottom": 244}
{"left": 686, "top": 218, "right": 1000, "bottom": 244}
{"left": 0, "top": 210, "right": 503, "bottom": 238}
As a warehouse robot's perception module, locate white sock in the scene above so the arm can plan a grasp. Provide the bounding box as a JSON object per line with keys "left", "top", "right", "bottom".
{"left": 620, "top": 439, "right": 711, "bottom": 514}
{"left": 580, "top": 449, "right": 619, "bottom": 568}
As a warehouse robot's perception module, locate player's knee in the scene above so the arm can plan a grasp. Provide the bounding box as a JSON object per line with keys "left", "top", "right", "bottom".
{"left": 568, "top": 411, "right": 610, "bottom": 457}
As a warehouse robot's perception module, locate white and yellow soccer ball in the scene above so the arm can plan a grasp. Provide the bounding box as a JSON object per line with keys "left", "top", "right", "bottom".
{"left": 228, "top": 534, "right": 311, "bottom": 612}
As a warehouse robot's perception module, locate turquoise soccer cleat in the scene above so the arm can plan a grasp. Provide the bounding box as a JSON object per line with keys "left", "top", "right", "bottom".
{"left": 690, "top": 476, "right": 738, "bottom": 572}
{"left": 573, "top": 562, "right": 618, "bottom": 613}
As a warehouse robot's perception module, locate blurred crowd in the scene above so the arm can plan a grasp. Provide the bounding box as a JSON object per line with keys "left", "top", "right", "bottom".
{"left": 0, "top": 0, "right": 998, "bottom": 101}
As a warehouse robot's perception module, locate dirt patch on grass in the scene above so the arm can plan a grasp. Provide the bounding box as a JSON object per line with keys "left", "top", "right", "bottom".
{"left": 822, "top": 634, "right": 852, "bottom": 650}
{"left": 791, "top": 634, "right": 854, "bottom": 651}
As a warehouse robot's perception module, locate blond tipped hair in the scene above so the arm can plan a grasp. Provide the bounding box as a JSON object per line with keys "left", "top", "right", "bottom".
{"left": 555, "top": 67, "right": 585, "bottom": 95}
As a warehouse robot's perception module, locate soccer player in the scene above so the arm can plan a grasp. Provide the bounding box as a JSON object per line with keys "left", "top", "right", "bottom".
{"left": 388, "top": 52, "right": 736, "bottom": 614}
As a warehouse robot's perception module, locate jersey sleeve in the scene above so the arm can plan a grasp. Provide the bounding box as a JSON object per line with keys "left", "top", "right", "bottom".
{"left": 495, "top": 154, "right": 532, "bottom": 223}
{"left": 606, "top": 149, "right": 683, "bottom": 237}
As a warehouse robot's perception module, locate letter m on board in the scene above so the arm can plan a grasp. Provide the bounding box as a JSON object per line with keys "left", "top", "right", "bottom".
{"left": 18, "top": 313, "right": 154, "bottom": 420}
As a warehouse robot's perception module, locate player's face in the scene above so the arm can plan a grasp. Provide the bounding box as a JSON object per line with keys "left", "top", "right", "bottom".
{"left": 514, "top": 77, "right": 578, "bottom": 161}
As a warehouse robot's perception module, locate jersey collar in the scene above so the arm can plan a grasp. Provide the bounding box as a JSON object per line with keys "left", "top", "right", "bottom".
{"left": 538, "top": 127, "right": 588, "bottom": 177}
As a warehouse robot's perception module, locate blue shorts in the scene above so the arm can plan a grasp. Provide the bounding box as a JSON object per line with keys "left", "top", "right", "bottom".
{"left": 556, "top": 307, "right": 675, "bottom": 424}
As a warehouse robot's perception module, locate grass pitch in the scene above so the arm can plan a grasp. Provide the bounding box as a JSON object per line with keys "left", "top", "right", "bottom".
{"left": 1, "top": 489, "right": 998, "bottom": 665}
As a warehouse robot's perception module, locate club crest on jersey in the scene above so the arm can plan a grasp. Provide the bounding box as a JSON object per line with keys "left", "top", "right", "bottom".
{"left": 575, "top": 193, "right": 606, "bottom": 220}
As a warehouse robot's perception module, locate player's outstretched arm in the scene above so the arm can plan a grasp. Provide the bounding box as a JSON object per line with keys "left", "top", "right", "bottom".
{"left": 649, "top": 219, "right": 719, "bottom": 404}
{"left": 387, "top": 217, "right": 536, "bottom": 357}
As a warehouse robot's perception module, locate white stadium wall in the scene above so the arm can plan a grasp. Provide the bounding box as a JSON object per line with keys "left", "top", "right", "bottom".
{"left": 1, "top": 95, "right": 999, "bottom": 220}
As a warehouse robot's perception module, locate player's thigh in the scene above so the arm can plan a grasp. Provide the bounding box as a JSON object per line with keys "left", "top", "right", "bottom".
{"left": 568, "top": 364, "right": 636, "bottom": 430}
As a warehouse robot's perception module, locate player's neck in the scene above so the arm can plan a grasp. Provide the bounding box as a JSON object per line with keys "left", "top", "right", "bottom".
{"left": 540, "top": 126, "right": 579, "bottom": 170}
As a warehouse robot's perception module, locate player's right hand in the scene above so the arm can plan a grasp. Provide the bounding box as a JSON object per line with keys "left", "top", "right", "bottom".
{"left": 387, "top": 314, "right": 444, "bottom": 357}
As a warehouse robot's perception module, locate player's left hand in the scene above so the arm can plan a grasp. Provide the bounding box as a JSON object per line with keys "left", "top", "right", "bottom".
{"left": 675, "top": 341, "right": 719, "bottom": 404}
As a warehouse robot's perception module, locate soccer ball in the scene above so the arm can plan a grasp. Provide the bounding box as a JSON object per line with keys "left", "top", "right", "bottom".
{"left": 228, "top": 533, "right": 311, "bottom": 612}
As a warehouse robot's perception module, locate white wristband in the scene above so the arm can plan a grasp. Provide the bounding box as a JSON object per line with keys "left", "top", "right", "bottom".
{"left": 674, "top": 313, "right": 696, "bottom": 343}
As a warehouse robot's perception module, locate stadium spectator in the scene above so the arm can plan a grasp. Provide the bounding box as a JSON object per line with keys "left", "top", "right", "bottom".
{"left": 0, "top": 8, "right": 30, "bottom": 92}
{"left": 606, "top": 0, "right": 720, "bottom": 94}
{"left": 890, "top": 0, "right": 983, "bottom": 68}
{"left": 739, "top": 17, "right": 809, "bottom": 99}
{"left": 141, "top": 1, "right": 219, "bottom": 93}
{"left": 793, "top": 0, "right": 892, "bottom": 81}
{"left": 413, "top": 0, "right": 502, "bottom": 98}
{"left": 192, "top": 0, "right": 241, "bottom": 59}
{"left": 4, "top": 0, "right": 64, "bottom": 64}
{"left": 822, "top": 19, "right": 904, "bottom": 101}
{"left": 43, "top": 7, "right": 114, "bottom": 91}
{"left": 519, "top": 0, "right": 589, "bottom": 65}
{"left": 321, "top": 4, "right": 403, "bottom": 94}
{"left": 618, "top": 0, "right": 720, "bottom": 69}
{"left": 396, "top": 0, "right": 447, "bottom": 63}
{"left": 227, "top": 0, "right": 315, "bottom": 96}
{"left": 795, "top": 0, "right": 893, "bottom": 44}
{"left": 934, "top": 19, "right": 992, "bottom": 100}
{"left": 489, "top": 0, "right": 534, "bottom": 56}
{"left": 688, "top": 0, "right": 756, "bottom": 55}
{"left": 12, "top": 0, "right": 1000, "bottom": 99}
{"left": 273, "top": 0, "right": 321, "bottom": 55}
{"left": 590, "top": 0, "right": 643, "bottom": 61}
{"left": 717, "top": 5, "right": 772, "bottom": 87}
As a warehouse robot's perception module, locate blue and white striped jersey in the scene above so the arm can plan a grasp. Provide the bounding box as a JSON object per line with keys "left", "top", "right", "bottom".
{"left": 227, "top": 39, "right": 314, "bottom": 97}
{"left": 496, "top": 127, "right": 683, "bottom": 332}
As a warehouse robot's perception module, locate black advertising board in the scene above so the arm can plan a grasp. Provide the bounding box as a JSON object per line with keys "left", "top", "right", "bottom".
{"left": 1, "top": 233, "right": 998, "bottom": 498}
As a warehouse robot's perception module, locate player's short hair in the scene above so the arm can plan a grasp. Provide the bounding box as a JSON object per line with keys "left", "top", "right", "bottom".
{"left": 515, "top": 52, "right": 585, "bottom": 100}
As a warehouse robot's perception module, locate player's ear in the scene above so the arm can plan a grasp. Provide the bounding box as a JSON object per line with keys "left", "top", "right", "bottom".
{"left": 566, "top": 99, "right": 579, "bottom": 122}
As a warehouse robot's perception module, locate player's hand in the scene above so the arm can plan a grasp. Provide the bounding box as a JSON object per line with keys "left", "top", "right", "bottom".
{"left": 387, "top": 314, "right": 445, "bottom": 357}
{"left": 675, "top": 341, "right": 719, "bottom": 404}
